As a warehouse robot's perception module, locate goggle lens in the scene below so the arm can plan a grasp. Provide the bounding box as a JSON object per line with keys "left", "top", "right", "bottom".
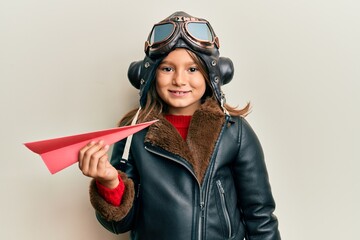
{"left": 149, "top": 23, "right": 174, "bottom": 45}
{"left": 186, "top": 22, "right": 213, "bottom": 42}
{"left": 146, "top": 19, "right": 218, "bottom": 55}
{"left": 149, "top": 22, "right": 214, "bottom": 46}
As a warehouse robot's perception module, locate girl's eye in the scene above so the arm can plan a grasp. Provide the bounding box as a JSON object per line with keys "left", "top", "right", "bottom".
{"left": 189, "top": 67, "right": 198, "bottom": 72}
{"left": 161, "top": 67, "right": 173, "bottom": 72}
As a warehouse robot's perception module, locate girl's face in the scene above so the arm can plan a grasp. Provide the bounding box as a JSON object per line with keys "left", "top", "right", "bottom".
{"left": 156, "top": 48, "right": 206, "bottom": 115}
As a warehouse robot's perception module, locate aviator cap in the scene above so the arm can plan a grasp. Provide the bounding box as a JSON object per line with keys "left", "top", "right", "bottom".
{"left": 128, "top": 11, "right": 234, "bottom": 108}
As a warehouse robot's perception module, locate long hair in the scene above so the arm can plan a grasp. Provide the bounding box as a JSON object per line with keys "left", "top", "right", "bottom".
{"left": 186, "top": 50, "right": 251, "bottom": 117}
{"left": 120, "top": 49, "right": 250, "bottom": 126}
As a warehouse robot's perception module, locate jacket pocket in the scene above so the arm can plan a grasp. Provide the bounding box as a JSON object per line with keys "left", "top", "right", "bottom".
{"left": 216, "top": 180, "right": 232, "bottom": 239}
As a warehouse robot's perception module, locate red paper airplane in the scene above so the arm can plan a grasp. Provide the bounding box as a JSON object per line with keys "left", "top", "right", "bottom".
{"left": 24, "top": 120, "right": 157, "bottom": 174}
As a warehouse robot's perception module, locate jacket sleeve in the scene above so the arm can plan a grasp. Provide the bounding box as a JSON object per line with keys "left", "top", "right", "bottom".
{"left": 88, "top": 139, "right": 139, "bottom": 234}
{"left": 233, "top": 118, "right": 281, "bottom": 240}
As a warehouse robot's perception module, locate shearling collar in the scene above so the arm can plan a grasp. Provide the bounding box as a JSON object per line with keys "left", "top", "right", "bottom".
{"left": 144, "top": 98, "right": 226, "bottom": 183}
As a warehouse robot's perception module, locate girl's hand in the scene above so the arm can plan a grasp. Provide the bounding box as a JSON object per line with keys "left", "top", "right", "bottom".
{"left": 78, "top": 140, "right": 119, "bottom": 189}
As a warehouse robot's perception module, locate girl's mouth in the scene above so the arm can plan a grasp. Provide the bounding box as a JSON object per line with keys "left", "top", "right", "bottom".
{"left": 169, "top": 90, "right": 191, "bottom": 96}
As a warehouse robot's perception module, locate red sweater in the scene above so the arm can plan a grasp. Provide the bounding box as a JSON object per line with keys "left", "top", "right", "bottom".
{"left": 165, "top": 114, "right": 192, "bottom": 140}
{"left": 96, "top": 115, "right": 192, "bottom": 206}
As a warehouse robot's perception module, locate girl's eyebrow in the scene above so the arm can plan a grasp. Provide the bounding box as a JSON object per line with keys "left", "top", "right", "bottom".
{"left": 160, "top": 60, "right": 196, "bottom": 65}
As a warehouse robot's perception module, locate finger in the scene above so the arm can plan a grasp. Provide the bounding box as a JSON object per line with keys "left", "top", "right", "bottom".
{"left": 96, "top": 153, "right": 109, "bottom": 177}
{"left": 81, "top": 141, "right": 105, "bottom": 175}
{"left": 79, "top": 140, "right": 96, "bottom": 159}
{"left": 78, "top": 140, "right": 96, "bottom": 169}
{"left": 87, "top": 144, "right": 109, "bottom": 176}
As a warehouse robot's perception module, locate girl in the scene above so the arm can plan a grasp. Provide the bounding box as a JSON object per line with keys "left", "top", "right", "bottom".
{"left": 79, "top": 11, "right": 280, "bottom": 240}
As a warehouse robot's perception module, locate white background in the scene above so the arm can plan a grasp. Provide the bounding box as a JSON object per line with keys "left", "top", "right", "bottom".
{"left": 1, "top": 0, "right": 359, "bottom": 239}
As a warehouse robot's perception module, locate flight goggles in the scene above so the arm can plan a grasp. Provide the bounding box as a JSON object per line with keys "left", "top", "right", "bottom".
{"left": 144, "top": 14, "right": 220, "bottom": 57}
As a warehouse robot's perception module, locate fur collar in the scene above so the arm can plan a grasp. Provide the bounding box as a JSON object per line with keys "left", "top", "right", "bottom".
{"left": 144, "top": 98, "right": 225, "bottom": 183}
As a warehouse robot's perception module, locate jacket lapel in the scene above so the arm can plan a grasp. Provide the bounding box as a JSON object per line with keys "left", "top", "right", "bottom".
{"left": 144, "top": 99, "right": 225, "bottom": 183}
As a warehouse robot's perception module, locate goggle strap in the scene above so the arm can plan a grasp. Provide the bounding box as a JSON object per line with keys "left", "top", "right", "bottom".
{"left": 121, "top": 107, "right": 142, "bottom": 161}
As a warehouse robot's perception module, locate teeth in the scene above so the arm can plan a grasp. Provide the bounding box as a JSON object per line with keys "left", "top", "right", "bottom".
{"left": 170, "top": 90, "right": 190, "bottom": 96}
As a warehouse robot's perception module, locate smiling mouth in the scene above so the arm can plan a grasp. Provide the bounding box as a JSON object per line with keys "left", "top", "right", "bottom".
{"left": 169, "top": 90, "right": 192, "bottom": 96}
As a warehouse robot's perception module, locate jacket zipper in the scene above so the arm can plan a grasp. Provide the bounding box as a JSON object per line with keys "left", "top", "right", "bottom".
{"left": 144, "top": 147, "right": 205, "bottom": 240}
{"left": 216, "top": 180, "right": 232, "bottom": 239}
{"left": 144, "top": 115, "right": 230, "bottom": 240}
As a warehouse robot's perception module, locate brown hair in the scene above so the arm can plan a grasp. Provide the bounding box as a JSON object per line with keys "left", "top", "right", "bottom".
{"left": 186, "top": 50, "right": 251, "bottom": 117}
{"left": 119, "top": 49, "right": 250, "bottom": 126}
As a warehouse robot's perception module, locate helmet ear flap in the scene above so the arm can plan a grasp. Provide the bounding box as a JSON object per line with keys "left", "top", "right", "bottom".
{"left": 218, "top": 57, "right": 234, "bottom": 85}
{"left": 128, "top": 60, "right": 143, "bottom": 89}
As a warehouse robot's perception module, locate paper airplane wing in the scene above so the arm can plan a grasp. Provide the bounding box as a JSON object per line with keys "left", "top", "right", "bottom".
{"left": 24, "top": 120, "right": 157, "bottom": 174}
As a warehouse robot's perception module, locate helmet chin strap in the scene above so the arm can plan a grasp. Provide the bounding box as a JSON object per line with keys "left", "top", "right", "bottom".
{"left": 120, "top": 107, "right": 142, "bottom": 170}
{"left": 220, "top": 90, "right": 229, "bottom": 116}
{"left": 221, "top": 98, "right": 229, "bottom": 116}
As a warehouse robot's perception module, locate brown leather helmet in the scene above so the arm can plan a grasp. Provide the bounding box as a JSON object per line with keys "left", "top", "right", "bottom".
{"left": 128, "top": 11, "right": 234, "bottom": 109}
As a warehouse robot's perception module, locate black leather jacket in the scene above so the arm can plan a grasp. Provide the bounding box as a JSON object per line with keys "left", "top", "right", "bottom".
{"left": 89, "top": 99, "right": 280, "bottom": 240}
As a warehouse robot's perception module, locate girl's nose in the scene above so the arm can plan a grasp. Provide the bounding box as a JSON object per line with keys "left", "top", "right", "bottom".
{"left": 172, "top": 71, "right": 186, "bottom": 86}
